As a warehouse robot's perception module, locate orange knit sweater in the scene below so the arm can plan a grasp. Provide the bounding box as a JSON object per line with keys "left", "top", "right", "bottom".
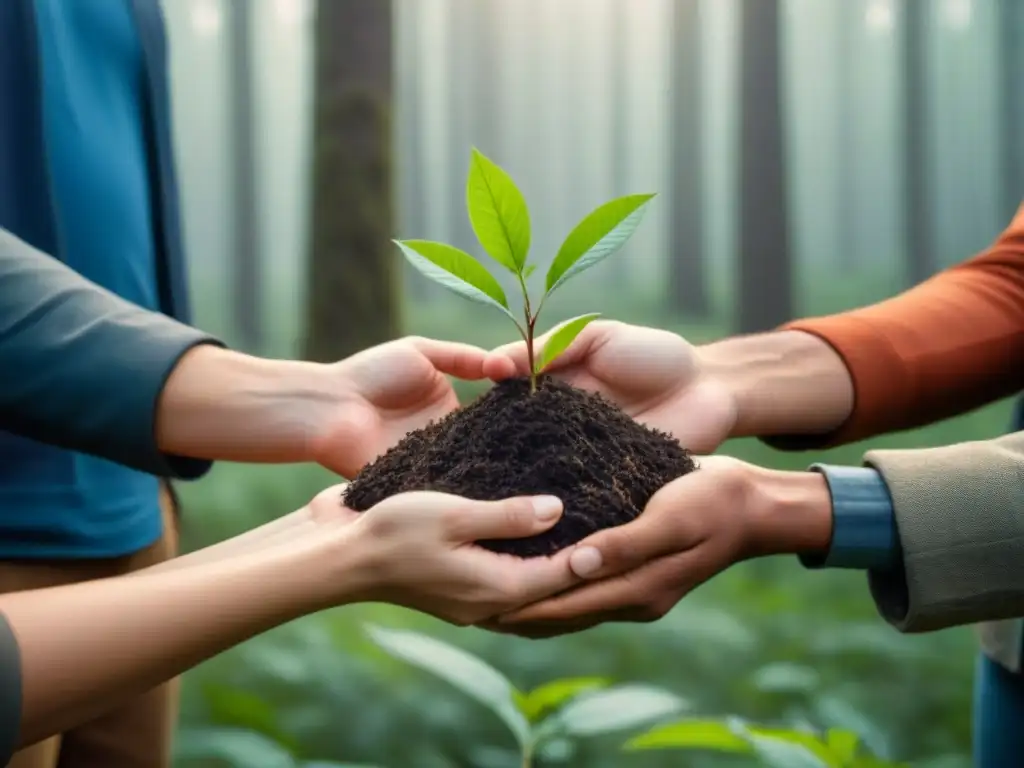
{"left": 782, "top": 204, "right": 1024, "bottom": 446}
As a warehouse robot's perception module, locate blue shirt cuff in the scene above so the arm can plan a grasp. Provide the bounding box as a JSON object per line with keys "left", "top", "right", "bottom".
{"left": 800, "top": 464, "right": 899, "bottom": 571}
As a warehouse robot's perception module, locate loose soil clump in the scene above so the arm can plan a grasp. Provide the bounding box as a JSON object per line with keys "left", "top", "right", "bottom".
{"left": 343, "top": 376, "right": 696, "bottom": 558}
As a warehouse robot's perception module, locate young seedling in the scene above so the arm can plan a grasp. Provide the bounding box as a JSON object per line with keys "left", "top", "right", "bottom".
{"left": 395, "top": 148, "right": 655, "bottom": 393}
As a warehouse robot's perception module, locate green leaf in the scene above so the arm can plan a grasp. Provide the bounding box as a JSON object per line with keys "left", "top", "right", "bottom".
{"left": 541, "top": 684, "right": 686, "bottom": 738}
{"left": 544, "top": 193, "right": 655, "bottom": 297}
{"left": 365, "top": 625, "right": 531, "bottom": 748}
{"left": 466, "top": 148, "right": 531, "bottom": 272}
{"left": 534, "top": 313, "right": 601, "bottom": 374}
{"left": 826, "top": 728, "right": 861, "bottom": 763}
{"left": 200, "top": 683, "right": 296, "bottom": 752}
{"left": 523, "top": 263, "right": 538, "bottom": 279}
{"left": 174, "top": 727, "right": 294, "bottom": 768}
{"left": 518, "top": 677, "right": 610, "bottom": 723}
{"left": 739, "top": 727, "right": 832, "bottom": 768}
{"left": 394, "top": 240, "right": 516, "bottom": 323}
{"left": 626, "top": 719, "right": 839, "bottom": 767}
{"left": 624, "top": 719, "right": 751, "bottom": 753}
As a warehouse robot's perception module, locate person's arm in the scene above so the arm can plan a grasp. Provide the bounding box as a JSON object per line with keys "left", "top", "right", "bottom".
{"left": 700, "top": 204, "right": 1024, "bottom": 446}
{"left": 789, "top": 429, "right": 1024, "bottom": 633}
{"left": 0, "top": 487, "right": 576, "bottom": 758}
{"left": 0, "top": 228, "right": 367, "bottom": 476}
{"left": 0, "top": 227, "right": 219, "bottom": 477}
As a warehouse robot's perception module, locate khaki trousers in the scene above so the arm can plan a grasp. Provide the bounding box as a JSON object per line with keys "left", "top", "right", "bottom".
{"left": 0, "top": 483, "right": 180, "bottom": 768}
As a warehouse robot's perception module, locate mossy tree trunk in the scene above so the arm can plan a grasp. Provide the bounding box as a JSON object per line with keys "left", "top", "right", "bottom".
{"left": 446, "top": 0, "right": 476, "bottom": 253}
{"left": 607, "top": 0, "right": 631, "bottom": 287}
{"left": 998, "top": 0, "right": 1023, "bottom": 223}
{"left": 303, "top": 0, "right": 399, "bottom": 364}
{"left": 834, "top": 0, "right": 857, "bottom": 274}
{"left": 901, "top": 0, "right": 933, "bottom": 287}
{"left": 736, "top": 0, "right": 792, "bottom": 333}
{"left": 666, "top": 0, "right": 710, "bottom": 318}
{"left": 227, "top": 0, "right": 262, "bottom": 351}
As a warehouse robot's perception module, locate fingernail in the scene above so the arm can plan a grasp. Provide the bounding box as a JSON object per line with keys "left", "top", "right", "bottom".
{"left": 532, "top": 496, "right": 563, "bottom": 522}
{"left": 570, "top": 546, "right": 603, "bottom": 578}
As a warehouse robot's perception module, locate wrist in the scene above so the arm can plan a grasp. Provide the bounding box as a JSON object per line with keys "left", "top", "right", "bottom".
{"left": 287, "top": 524, "right": 379, "bottom": 611}
{"left": 157, "top": 346, "right": 338, "bottom": 464}
{"left": 741, "top": 466, "right": 833, "bottom": 560}
{"left": 698, "top": 331, "right": 854, "bottom": 439}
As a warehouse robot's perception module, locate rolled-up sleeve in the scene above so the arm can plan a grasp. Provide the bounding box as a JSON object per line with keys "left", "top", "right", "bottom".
{"left": 0, "top": 228, "right": 222, "bottom": 478}
{"left": 863, "top": 431, "right": 1024, "bottom": 632}
{"left": 0, "top": 612, "right": 21, "bottom": 766}
{"left": 764, "top": 204, "right": 1024, "bottom": 450}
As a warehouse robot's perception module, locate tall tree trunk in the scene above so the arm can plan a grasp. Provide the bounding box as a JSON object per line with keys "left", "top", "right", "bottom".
{"left": 834, "top": 0, "right": 857, "bottom": 273}
{"left": 667, "top": 0, "right": 710, "bottom": 317}
{"left": 737, "top": 0, "right": 792, "bottom": 333}
{"left": 446, "top": 0, "right": 477, "bottom": 253}
{"left": 999, "top": 0, "right": 1023, "bottom": 221}
{"left": 303, "top": 0, "right": 398, "bottom": 363}
{"left": 395, "top": 0, "right": 429, "bottom": 301}
{"left": 902, "top": 0, "right": 933, "bottom": 285}
{"left": 227, "top": 0, "right": 262, "bottom": 351}
{"left": 607, "top": 0, "right": 631, "bottom": 285}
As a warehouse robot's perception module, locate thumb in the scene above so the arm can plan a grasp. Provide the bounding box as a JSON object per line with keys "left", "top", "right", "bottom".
{"left": 567, "top": 504, "right": 680, "bottom": 580}
{"left": 443, "top": 495, "right": 564, "bottom": 543}
{"left": 483, "top": 340, "right": 529, "bottom": 381}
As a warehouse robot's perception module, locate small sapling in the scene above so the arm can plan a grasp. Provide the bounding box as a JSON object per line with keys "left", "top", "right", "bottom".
{"left": 394, "top": 148, "right": 655, "bottom": 392}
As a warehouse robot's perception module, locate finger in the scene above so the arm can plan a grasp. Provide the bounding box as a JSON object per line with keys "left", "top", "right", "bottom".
{"left": 407, "top": 336, "right": 489, "bottom": 380}
{"left": 500, "top": 550, "right": 699, "bottom": 625}
{"left": 442, "top": 495, "right": 564, "bottom": 543}
{"left": 481, "top": 347, "right": 520, "bottom": 381}
{"left": 483, "top": 340, "right": 530, "bottom": 380}
{"left": 498, "top": 549, "right": 582, "bottom": 607}
{"left": 563, "top": 500, "right": 690, "bottom": 582}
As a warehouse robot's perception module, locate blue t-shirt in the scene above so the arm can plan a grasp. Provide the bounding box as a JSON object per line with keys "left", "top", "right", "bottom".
{"left": 0, "top": 0, "right": 163, "bottom": 558}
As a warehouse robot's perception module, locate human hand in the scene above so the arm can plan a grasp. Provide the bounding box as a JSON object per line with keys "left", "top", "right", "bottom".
{"left": 314, "top": 336, "right": 493, "bottom": 477}
{"left": 479, "top": 457, "right": 832, "bottom": 638}
{"left": 317, "top": 487, "right": 581, "bottom": 625}
{"left": 483, "top": 321, "right": 736, "bottom": 453}
{"left": 157, "top": 337, "right": 491, "bottom": 478}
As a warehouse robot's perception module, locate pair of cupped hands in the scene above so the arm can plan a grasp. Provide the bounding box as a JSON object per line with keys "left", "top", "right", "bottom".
{"left": 305, "top": 320, "right": 749, "bottom": 638}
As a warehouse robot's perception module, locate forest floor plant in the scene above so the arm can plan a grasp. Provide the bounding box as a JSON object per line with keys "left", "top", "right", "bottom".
{"left": 344, "top": 149, "right": 696, "bottom": 556}
{"left": 367, "top": 625, "right": 907, "bottom": 768}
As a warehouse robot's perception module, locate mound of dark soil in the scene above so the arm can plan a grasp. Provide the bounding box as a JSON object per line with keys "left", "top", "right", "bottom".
{"left": 342, "top": 376, "right": 696, "bottom": 558}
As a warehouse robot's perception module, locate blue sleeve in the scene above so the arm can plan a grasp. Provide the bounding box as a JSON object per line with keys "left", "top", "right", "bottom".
{"left": 0, "top": 228, "right": 220, "bottom": 479}
{"left": 799, "top": 464, "right": 901, "bottom": 571}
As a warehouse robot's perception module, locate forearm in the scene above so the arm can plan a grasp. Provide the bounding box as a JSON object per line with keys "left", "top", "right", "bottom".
{"left": 156, "top": 345, "right": 336, "bottom": 465}
{"left": 2, "top": 533, "right": 362, "bottom": 747}
{"left": 0, "top": 229, "right": 219, "bottom": 477}
{"left": 699, "top": 330, "right": 854, "bottom": 439}
{"left": 134, "top": 505, "right": 325, "bottom": 576}
{"left": 745, "top": 430, "right": 1024, "bottom": 633}
{"left": 701, "top": 209, "right": 1024, "bottom": 447}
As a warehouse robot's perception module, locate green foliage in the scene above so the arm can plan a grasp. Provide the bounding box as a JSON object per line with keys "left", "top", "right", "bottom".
{"left": 467, "top": 148, "right": 532, "bottom": 273}
{"left": 396, "top": 149, "right": 654, "bottom": 390}
{"left": 544, "top": 193, "right": 655, "bottom": 298}
{"left": 392, "top": 240, "right": 516, "bottom": 323}
{"left": 367, "top": 625, "right": 686, "bottom": 767}
{"left": 626, "top": 719, "right": 906, "bottom": 767}
{"left": 535, "top": 313, "right": 600, "bottom": 374}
